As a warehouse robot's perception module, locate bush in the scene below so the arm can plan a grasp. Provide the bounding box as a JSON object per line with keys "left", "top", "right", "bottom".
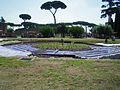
{"left": 40, "top": 25, "right": 55, "bottom": 38}
{"left": 57, "top": 24, "right": 68, "bottom": 38}
{"left": 92, "top": 24, "right": 113, "bottom": 38}
{"left": 69, "top": 26, "right": 84, "bottom": 38}
{"left": 6, "top": 28, "right": 15, "bottom": 37}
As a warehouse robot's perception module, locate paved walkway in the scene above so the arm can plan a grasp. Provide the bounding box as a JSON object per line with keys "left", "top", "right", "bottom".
{"left": 0, "top": 46, "right": 31, "bottom": 57}
{"left": 96, "top": 43, "right": 120, "bottom": 47}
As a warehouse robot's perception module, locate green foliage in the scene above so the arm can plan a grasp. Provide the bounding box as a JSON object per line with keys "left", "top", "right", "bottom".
{"left": 92, "top": 24, "right": 113, "bottom": 38}
{"left": 57, "top": 24, "right": 68, "bottom": 37}
{"left": 40, "top": 25, "right": 55, "bottom": 38}
{"left": 101, "top": 0, "right": 120, "bottom": 19}
{"left": 19, "top": 14, "right": 31, "bottom": 22}
{"left": 21, "top": 22, "right": 38, "bottom": 29}
{"left": 73, "top": 21, "right": 96, "bottom": 27}
{"left": 114, "top": 7, "right": 120, "bottom": 37}
{"left": 7, "top": 28, "right": 14, "bottom": 33}
{"left": 69, "top": 26, "right": 84, "bottom": 38}
{"left": 0, "top": 17, "right": 5, "bottom": 23}
{"left": 41, "top": 1, "right": 67, "bottom": 11}
{"left": 41, "top": 1, "right": 67, "bottom": 24}
{"left": 101, "top": 0, "right": 120, "bottom": 37}
{"left": 6, "top": 28, "right": 14, "bottom": 37}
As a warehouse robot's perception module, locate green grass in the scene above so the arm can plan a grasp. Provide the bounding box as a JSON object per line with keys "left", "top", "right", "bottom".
{"left": 0, "top": 57, "right": 120, "bottom": 90}
{"left": 0, "top": 57, "right": 31, "bottom": 68}
{"left": 8, "top": 38, "right": 120, "bottom": 44}
{"left": 33, "top": 42, "right": 90, "bottom": 50}
{"left": 0, "top": 40, "right": 21, "bottom": 45}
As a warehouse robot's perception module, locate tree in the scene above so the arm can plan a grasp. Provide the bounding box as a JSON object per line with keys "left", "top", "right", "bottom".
{"left": 6, "top": 28, "right": 14, "bottom": 37}
{"left": 0, "top": 17, "right": 5, "bottom": 23}
{"left": 73, "top": 21, "right": 96, "bottom": 37}
{"left": 19, "top": 14, "right": 31, "bottom": 22}
{"left": 69, "top": 26, "right": 84, "bottom": 38}
{"left": 101, "top": 0, "right": 120, "bottom": 24}
{"left": 101, "top": 0, "right": 120, "bottom": 37}
{"left": 40, "top": 25, "right": 55, "bottom": 37}
{"left": 114, "top": 7, "right": 120, "bottom": 37}
{"left": 57, "top": 24, "right": 67, "bottom": 38}
{"left": 7, "top": 23, "right": 21, "bottom": 30}
{"left": 40, "top": 1, "right": 67, "bottom": 24}
{"left": 92, "top": 24, "right": 113, "bottom": 39}
{"left": 21, "top": 22, "right": 38, "bottom": 29}
{"left": 101, "top": 0, "right": 115, "bottom": 27}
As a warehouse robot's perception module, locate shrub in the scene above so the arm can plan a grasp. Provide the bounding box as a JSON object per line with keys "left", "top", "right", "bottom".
{"left": 40, "top": 25, "right": 55, "bottom": 38}
{"left": 92, "top": 24, "right": 113, "bottom": 38}
{"left": 57, "top": 24, "right": 68, "bottom": 38}
{"left": 69, "top": 26, "right": 84, "bottom": 38}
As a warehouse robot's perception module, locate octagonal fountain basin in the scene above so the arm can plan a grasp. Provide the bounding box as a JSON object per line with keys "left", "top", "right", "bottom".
{"left": 3, "top": 44, "right": 120, "bottom": 59}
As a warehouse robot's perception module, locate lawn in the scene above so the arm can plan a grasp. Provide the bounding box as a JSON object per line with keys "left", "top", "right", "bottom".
{"left": 0, "top": 57, "right": 120, "bottom": 90}
{"left": 9, "top": 38, "right": 120, "bottom": 44}
{"left": 33, "top": 42, "right": 90, "bottom": 50}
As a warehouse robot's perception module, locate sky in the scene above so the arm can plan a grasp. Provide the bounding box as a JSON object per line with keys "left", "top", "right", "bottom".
{"left": 0, "top": 0, "right": 108, "bottom": 25}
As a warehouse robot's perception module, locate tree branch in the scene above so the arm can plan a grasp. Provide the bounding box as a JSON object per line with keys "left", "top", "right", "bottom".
{"left": 54, "top": 9, "right": 57, "bottom": 15}
{"left": 49, "top": 9, "right": 54, "bottom": 15}
{"left": 49, "top": 9, "right": 57, "bottom": 24}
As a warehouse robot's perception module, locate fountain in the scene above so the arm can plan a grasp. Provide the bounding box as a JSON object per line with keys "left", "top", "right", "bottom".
{"left": 2, "top": 44, "right": 120, "bottom": 59}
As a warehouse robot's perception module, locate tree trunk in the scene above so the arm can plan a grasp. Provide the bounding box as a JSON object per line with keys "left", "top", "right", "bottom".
{"left": 53, "top": 14, "right": 56, "bottom": 25}
{"left": 49, "top": 9, "right": 57, "bottom": 25}
{"left": 108, "top": 16, "right": 113, "bottom": 29}
{"left": 85, "top": 26, "right": 87, "bottom": 38}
